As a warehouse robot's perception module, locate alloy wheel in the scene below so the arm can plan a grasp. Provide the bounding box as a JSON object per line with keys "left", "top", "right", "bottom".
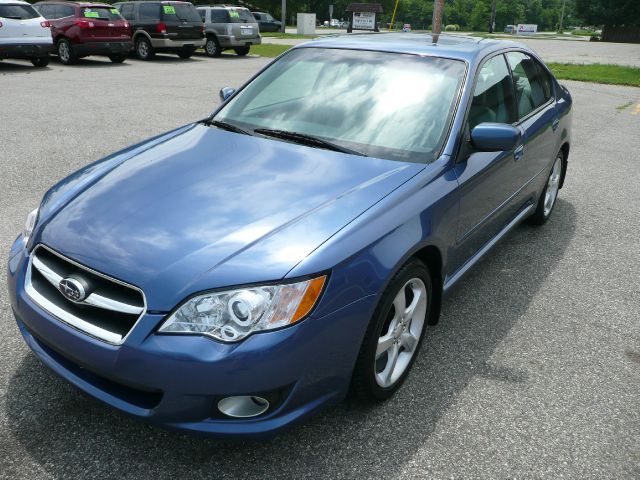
{"left": 137, "top": 40, "right": 149, "bottom": 59}
{"left": 544, "top": 156, "right": 562, "bottom": 217}
{"left": 58, "top": 42, "right": 70, "bottom": 64}
{"left": 375, "top": 278, "right": 427, "bottom": 388}
{"left": 206, "top": 39, "right": 218, "bottom": 56}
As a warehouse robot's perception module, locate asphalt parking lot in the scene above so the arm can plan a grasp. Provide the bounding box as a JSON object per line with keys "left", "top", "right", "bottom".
{"left": 1, "top": 52, "right": 639, "bottom": 479}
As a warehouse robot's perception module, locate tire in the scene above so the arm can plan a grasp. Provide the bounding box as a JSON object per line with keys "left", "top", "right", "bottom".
{"left": 135, "top": 36, "right": 155, "bottom": 60}
{"left": 205, "top": 36, "right": 221, "bottom": 57}
{"left": 31, "top": 55, "right": 49, "bottom": 67}
{"left": 108, "top": 54, "right": 127, "bottom": 63}
{"left": 351, "top": 258, "right": 432, "bottom": 402}
{"left": 527, "top": 151, "right": 564, "bottom": 225}
{"left": 57, "top": 39, "right": 76, "bottom": 65}
{"left": 177, "top": 47, "right": 195, "bottom": 59}
{"left": 234, "top": 46, "right": 250, "bottom": 56}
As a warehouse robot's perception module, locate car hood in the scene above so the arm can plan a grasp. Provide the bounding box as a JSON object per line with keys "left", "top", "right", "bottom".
{"left": 39, "top": 124, "right": 423, "bottom": 310}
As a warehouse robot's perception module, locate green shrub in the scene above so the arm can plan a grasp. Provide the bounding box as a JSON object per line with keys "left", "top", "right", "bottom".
{"left": 444, "top": 24, "right": 460, "bottom": 31}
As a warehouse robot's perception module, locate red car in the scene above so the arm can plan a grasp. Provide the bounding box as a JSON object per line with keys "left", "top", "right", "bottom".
{"left": 34, "top": 1, "right": 131, "bottom": 64}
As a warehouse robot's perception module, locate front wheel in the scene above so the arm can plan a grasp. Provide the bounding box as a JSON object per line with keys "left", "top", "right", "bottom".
{"left": 31, "top": 55, "right": 49, "bottom": 67}
{"left": 351, "top": 259, "right": 432, "bottom": 402}
{"left": 528, "top": 152, "right": 564, "bottom": 225}
{"left": 234, "top": 46, "right": 250, "bottom": 56}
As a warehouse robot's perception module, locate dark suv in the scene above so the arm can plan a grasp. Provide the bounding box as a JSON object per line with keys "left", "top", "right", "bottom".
{"left": 34, "top": 1, "right": 132, "bottom": 64}
{"left": 114, "top": 1, "right": 204, "bottom": 60}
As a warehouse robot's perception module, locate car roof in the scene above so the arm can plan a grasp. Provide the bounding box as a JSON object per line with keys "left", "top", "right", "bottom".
{"left": 0, "top": 0, "right": 31, "bottom": 4}
{"left": 33, "top": 1, "right": 113, "bottom": 6}
{"left": 303, "top": 33, "right": 529, "bottom": 63}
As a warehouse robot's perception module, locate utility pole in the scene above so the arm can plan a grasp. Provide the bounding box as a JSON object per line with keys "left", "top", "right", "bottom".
{"left": 281, "top": 0, "right": 286, "bottom": 33}
{"left": 558, "top": 0, "right": 566, "bottom": 33}
{"left": 489, "top": 0, "right": 497, "bottom": 33}
{"left": 432, "top": 0, "right": 444, "bottom": 34}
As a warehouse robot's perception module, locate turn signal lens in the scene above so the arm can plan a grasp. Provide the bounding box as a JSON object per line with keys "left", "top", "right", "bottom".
{"left": 292, "top": 276, "right": 326, "bottom": 323}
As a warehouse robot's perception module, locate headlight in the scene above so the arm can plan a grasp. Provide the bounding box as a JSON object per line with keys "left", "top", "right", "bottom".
{"left": 159, "top": 275, "right": 326, "bottom": 342}
{"left": 22, "top": 208, "right": 39, "bottom": 244}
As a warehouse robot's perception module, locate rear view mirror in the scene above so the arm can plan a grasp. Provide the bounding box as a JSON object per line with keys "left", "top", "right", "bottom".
{"left": 470, "top": 123, "right": 521, "bottom": 152}
{"left": 219, "top": 86, "right": 236, "bottom": 103}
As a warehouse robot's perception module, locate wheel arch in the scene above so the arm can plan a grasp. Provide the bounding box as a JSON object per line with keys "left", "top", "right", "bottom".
{"left": 132, "top": 30, "right": 152, "bottom": 42}
{"left": 412, "top": 245, "right": 443, "bottom": 326}
{"left": 559, "top": 142, "right": 570, "bottom": 189}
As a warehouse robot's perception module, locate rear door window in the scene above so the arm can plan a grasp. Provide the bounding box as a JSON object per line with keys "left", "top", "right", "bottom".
{"left": 210, "top": 9, "right": 228, "bottom": 23}
{"left": 161, "top": 3, "right": 201, "bottom": 22}
{"left": 0, "top": 3, "right": 40, "bottom": 19}
{"left": 197, "top": 8, "right": 206, "bottom": 22}
{"left": 59, "top": 5, "right": 75, "bottom": 18}
{"left": 507, "top": 52, "right": 552, "bottom": 119}
{"left": 468, "top": 54, "right": 516, "bottom": 130}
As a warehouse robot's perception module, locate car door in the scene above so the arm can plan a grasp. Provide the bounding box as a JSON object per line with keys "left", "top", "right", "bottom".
{"left": 453, "top": 53, "right": 522, "bottom": 262}
{"left": 506, "top": 51, "right": 559, "bottom": 186}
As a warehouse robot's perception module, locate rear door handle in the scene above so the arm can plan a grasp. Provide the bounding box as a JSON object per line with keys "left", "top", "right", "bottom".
{"left": 552, "top": 118, "right": 560, "bottom": 132}
{"left": 514, "top": 144, "right": 524, "bottom": 161}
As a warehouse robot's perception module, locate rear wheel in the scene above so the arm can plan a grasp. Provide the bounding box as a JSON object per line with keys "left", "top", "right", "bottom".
{"left": 177, "top": 46, "right": 195, "bottom": 59}
{"left": 528, "top": 151, "right": 564, "bottom": 225}
{"left": 205, "top": 37, "right": 221, "bottom": 57}
{"left": 234, "top": 46, "right": 250, "bottom": 56}
{"left": 108, "top": 54, "right": 127, "bottom": 63}
{"left": 351, "top": 259, "right": 432, "bottom": 402}
{"left": 135, "top": 37, "right": 155, "bottom": 60}
{"left": 57, "top": 39, "right": 76, "bottom": 65}
{"left": 31, "top": 56, "right": 50, "bottom": 67}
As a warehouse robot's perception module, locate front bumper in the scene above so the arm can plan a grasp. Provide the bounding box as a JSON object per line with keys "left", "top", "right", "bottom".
{"left": 0, "top": 42, "right": 52, "bottom": 59}
{"left": 73, "top": 41, "right": 132, "bottom": 57}
{"left": 218, "top": 35, "right": 261, "bottom": 48}
{"left": 151, "top": 37, "right": 205, "bottom": 49}
{"left": 7, "top": 244, "right": 375, "bottom": 438}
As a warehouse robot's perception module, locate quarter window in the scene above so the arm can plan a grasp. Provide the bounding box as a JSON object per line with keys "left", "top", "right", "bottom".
{"left": 198, "top": 8, "right": 206, "bottom": 22}
{"left": 211, "top": 9, "right": 228, "bottom": 23}
{"left": 119, "top": 3, "right": 134, "bottom": 20}
{"left": 138, "top": 3, "right": 158, "bottom": 21}
{"left": 468, "top": 54, "right": 516, "bottom": 130}
{"left": 507, "top": 52, "right": 552, "bottom": 119}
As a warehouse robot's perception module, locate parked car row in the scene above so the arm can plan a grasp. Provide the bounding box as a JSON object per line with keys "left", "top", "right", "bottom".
{"left": 0, "top": 0, "right": 270, "bottom": 67}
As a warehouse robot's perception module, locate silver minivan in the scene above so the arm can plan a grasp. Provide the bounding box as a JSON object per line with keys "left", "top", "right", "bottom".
{"left": 197, "top": 5, "right": 260, "bottom": 57}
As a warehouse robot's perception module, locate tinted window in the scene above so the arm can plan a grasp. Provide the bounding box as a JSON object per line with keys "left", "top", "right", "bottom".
{"left": 507, "top": 52, "right": 550, "bottom": 119}
{"left": 534, "top": 60, "right": 554, "bottom": 101}
{"left": 211, "top": 9, "right": 227, "bottom": 23}
{"left": 139, "top": 3, "right": 158, "bottom": 21}
{"left": 217, "top": 48, "right": 466, "bottom": 163}
{"left": 197, "top": 8, "right": 206, "bottom": 21}
{"left": 252, "top": 12, "right": 262, "bottom": 20}
{"left": 161, "top": 4, "right": 201, "bottom": 22}
{"left": 0, "top": 4, "right": 40, "bottom": 19}
{"left": 119, "top": 3, "right": 134, "bottom": 20}
{"left": 468, "top": 54, "right": 516, "bottom": 130}
{"left": 59, "top": 5, "right": 75, "bottom": 17}
{"left": 228, "top": 8, "right": 254, "bottom": 23}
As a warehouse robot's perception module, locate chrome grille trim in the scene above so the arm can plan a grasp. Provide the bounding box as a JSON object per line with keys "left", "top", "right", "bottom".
{"left": 25, "top": 244, "right": 147, "bottom": 345}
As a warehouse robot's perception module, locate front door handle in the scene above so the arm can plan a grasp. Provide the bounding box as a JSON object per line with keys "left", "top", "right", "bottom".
{"left": 514, "top": 144, "right": 524, "bottom": 161}
{"left": 552, "top": 118, "right": 560, "bottom": 132}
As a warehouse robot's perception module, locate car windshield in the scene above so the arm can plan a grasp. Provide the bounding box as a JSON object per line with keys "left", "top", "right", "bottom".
{"left": 215, "top": 48, "right": 466, "bottom": 163}
{"left": 81, "top": 7, "right": 123, "bottom": 20}
{"left": 0, "top": 4, "right": 39, "bottom": 19}
{"left": 228, "top": 8, "right": 254, "bottom": 23}
{"left": 162, "top": 3, "right": 201, "bottom": 22}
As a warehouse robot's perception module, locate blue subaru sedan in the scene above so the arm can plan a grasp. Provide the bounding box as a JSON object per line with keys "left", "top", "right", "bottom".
{"left": 7, "top": 34, "right": 571, "bottom": 438}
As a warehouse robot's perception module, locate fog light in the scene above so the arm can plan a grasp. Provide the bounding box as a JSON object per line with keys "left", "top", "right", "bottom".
{"left": 217, "top": 396, "right": 270, "bottom": 418}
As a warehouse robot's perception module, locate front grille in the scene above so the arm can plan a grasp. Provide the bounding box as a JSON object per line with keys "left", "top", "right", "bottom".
{"left": 25, "top": 244, "right": 146, "bottom": 345}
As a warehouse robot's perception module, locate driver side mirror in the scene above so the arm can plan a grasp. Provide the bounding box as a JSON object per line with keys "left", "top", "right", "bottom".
{"left": 470, "top": 123, "right": 521, "bottom": 152}
{"left": 219, "top": 86, "right": 236, "bottom": 103}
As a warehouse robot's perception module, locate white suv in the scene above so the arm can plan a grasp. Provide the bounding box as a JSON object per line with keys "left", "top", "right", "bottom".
{"left": 0, "top": 0, "right": 52, "bottom": 67}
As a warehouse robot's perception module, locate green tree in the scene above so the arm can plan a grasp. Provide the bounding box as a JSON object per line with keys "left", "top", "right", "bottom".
{"left": 576, "top": 0, "right": 640, "bottom": 26}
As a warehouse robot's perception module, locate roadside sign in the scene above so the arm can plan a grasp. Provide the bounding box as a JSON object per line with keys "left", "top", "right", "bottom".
{"left": 516, "top": 24, "right": 537, "bottom": 35}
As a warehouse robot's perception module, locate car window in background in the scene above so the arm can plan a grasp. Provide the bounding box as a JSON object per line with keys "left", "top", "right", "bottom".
{"left": 119, "top": 3, "right": 134, "bottom": 19}
{"left": 0, "top": 3, "right": 40, "bottom": 19}
{"left": 507, "top": 51, "right": 550, "bottom": 119}
{"left": 197, "top": 8, "right": 206, "bottom": 21}
{"left": 81, "top": 7, "right": 123, "bottom": 20}
{"left": 468, "top": 54, "right": 516, "bottom": 130}
{"left": 162, "top": 4, "right": 201, "bottom": 22}
{"left": 217, "top": 48, "right": 466, "bottom": 163}
{"left": 59, "top": 5, "right": 75, "bottom": 17}
{"left": 211, "top": 9, "right": 227, "bottom": 22}
{"left": 138, "top": 3, "right": 158, "bottom": 20}
{"left": 228, "top": 8, "right": 254, "bottom": 23}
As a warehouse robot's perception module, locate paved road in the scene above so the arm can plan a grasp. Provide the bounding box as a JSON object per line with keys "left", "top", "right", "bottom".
{"left": 1, "top": 55, "right": 639, "bottom": 479}
{"left": 265, "top": 33, "right": 640, "bottom": 67}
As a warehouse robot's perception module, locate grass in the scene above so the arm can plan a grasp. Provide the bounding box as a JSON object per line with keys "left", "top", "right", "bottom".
{"left": 547, "top": 63, "right": 640, "bottom": 87}
{"left": 261, "top": 32, "right": 316, "bottom": 39}
{"left": 616, "top": 101, "right": 634, "bottom": 111}
{"left": 250, "top": 43, "right": 294, "bottom": 57}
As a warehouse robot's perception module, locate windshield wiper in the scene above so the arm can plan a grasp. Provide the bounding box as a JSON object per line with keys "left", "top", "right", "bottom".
{"left": 204, "top": 119, "right": 252, "bottom": 136}
{"left": 253, "top": 128, "right": 366, "bottom": 156}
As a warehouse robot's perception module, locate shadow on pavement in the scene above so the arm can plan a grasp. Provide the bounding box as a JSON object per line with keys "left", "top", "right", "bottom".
{"left": 5, "top": 199, "right": 577, "bottom": 479}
